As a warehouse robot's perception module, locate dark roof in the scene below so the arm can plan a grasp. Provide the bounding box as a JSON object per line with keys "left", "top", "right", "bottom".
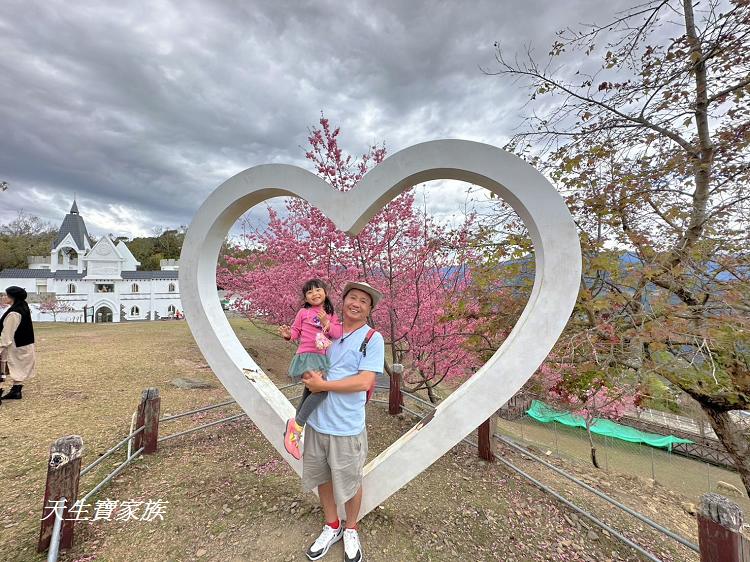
{"left": 122, "top": 270, "right": 179, "bottom": 280}
{"left": 0, "top": 268, "right": 179, "bottom": 280}
{"left": 54, "top": 271, "right": 85, "bottom": 280}
{"left": 70, "top": 200, "right": 79, "bottom": 214}
{"left": 53, "top": 212, "right": 91, "bottom": 250}
{"left": 0, "top": 269, "right": 54, "bottom": 278}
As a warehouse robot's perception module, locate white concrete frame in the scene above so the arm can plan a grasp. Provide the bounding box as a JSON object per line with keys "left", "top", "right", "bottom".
{"left": 180, "top": 139, "right": 581, "bottom": 520}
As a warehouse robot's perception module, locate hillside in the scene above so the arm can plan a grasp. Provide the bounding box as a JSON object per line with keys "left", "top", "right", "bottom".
{"left": 0, "top": 320, "right": 698, "bottom": 561}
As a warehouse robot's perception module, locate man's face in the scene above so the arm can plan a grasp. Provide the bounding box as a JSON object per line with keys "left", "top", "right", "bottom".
{"left": 342, "top": 289, "right": 372, "bottom": 323}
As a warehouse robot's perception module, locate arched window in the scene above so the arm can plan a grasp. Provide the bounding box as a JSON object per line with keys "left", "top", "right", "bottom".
{"left": 131, "top": 283, "right": 139, "bottom": 293}
{"left": 67, "top": 283, "right": 76, "bottom": 294}
{"left": 167, "top": 304, "right": 176, "bottom": 316}
{"left": 130, "top": 305, "right": 140, "bottom": 317}
{"left": 168, "top": 282, "right": 176, "bottom": 292}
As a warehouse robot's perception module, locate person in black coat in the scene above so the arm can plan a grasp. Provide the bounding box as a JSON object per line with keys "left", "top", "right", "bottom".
{"left": 0, "top": 286, "right": 36, "bottom": 402}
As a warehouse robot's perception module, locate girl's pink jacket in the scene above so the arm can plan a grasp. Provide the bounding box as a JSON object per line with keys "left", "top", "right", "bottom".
{"left": 289, "top": 306, "right": 343, "bottom": 355}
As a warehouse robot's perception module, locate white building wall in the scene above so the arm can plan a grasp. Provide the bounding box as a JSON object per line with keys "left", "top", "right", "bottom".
{"left": 2, "top": 275, "right": 183, "bottom": 323}
{"left": 138, "top": 278, "right": 181, "bottom": 318}
{"left": 118, "top": 279, "right": 154, "bottom": 319}
{"left": 1, "top": 278, "right": 40, "bottom": 295}
{"left": 87, "top": 261, "right": 121, "bottom": 279}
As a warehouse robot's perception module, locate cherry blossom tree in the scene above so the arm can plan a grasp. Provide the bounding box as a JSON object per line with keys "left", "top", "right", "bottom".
{"left": 483, "top": 0, "right": 750, "bottom": 487}
{"left": 539, "top": 362, "right": 638, "bottom": 468}
{"left": 218, "top": 116, "right": 481, "bottom": 401}
{"left": 38, "top": 294, "right": 74, "bottom": 322}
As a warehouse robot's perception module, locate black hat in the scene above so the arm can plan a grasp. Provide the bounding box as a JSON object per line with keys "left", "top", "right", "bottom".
{"left": 5, "top": 286, "right": 28, "bottom": 301}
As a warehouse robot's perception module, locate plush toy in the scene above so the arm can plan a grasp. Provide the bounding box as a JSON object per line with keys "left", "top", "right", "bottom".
{"left": 314, "top": 331, "right": 332, "bottom": 350}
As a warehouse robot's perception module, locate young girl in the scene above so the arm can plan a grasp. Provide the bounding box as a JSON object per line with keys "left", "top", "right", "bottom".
{"left": 280, "top": 279, "right": 342, "bottom": 459}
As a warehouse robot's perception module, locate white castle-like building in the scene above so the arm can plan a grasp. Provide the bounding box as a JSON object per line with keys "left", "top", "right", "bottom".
{"left": 0, "top": 201, "right": 182, "bottom": 322}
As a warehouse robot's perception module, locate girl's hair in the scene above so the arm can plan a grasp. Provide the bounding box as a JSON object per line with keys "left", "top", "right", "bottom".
{"left": 301, "top": 278, "right": 335, "bottom": 316}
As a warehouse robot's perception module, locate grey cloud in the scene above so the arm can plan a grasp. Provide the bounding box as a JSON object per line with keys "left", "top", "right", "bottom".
{"left": 1, "top": 0, "right": 628, "bottom": 238}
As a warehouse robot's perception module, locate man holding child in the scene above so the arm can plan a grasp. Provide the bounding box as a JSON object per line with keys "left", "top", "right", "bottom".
{"left": 298, "top": 281, "right": 384, "bottom": 562}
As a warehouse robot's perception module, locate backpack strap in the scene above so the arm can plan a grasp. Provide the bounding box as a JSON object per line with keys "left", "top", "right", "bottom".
{"left": 360, "top": 328, "right": 379, "bottom": 403}
{"left": 359, "top": 328, "right": 378, "bottom": 357}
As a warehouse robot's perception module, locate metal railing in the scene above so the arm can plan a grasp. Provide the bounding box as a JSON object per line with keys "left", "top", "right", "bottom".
{"left": 396, "top": 390, "right": 698, "bottom": 560}
{"left": 160, "top": 400, "right": 236, "bottom": 423}
{"left": 80, "top": 447, "right": 145, "bottom": 506}
{"left": 72, "top": 422, "right": 149, "bottom": 545}
{"left": 46, "top": 496, "right": 66, "bottom": 562}
{"left": 44, "top": 381, "right": 704, "bottom": 561}
{"left": 493, "top": 433, "right": 699, "bottom": 552}
{"left": 399, "top": 389, "right": 702, "bottom": 551}
{"left": 159, "top": 413, "right": 246, "bottom": 443}
{"left": 155, "top": 380, "right": 320, "bottom": 443}
{"left": 80, "top": 426, "right": 144, "bottom": 477}
{"left": 488, "top": 450, "right": 664, "bottom": 562}
{"left": 78, "top": 398, "right": 251, "bottom": 505}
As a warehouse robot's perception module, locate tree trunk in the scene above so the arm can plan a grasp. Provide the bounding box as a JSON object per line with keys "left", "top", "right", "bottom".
{"left": 585, "top": 421, "right": 601, "bottom": 469}
{"left": 426, "top": 381, "right": 437, "bottom": 404}
{"left": 703, "top": 407, "right": 750, "bottom": 496}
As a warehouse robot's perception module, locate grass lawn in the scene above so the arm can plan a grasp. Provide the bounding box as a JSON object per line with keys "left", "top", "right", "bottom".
{"left": 0, "top": 319, "right": 698, "bottom": 561}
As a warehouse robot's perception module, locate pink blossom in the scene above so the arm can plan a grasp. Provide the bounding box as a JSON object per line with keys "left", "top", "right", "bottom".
{"left": 218, "top": 115, "right": 481, "bottom": 384}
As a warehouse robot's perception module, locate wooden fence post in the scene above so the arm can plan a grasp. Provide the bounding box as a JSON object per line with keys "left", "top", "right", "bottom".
{"left": 389, "top": 363, "right": 403, "bottom": 415}
{"left": 697, "top": 492, "right": 748, "bottom": 562}
{"left": 134, "top": 387, "right": 160, "bottom": 454}
{"left": 478, "top": 415, "right": 496, "bottom": 462}
{"left": 38, "top": 435, "right": 83, "bottom": 553}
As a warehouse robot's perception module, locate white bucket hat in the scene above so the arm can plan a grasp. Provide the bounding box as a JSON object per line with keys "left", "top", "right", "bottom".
{"left": 342, "top": 281, "right": 382, "bottom": 309}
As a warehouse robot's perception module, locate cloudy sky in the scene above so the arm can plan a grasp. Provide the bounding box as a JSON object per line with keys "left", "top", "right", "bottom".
{"left": 0, "top": 0, "right": 628, "bottom": 238}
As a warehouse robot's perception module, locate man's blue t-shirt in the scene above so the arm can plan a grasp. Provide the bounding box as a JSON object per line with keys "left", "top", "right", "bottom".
{"left": 306, "top": 323, "right": 385, "bottom": 436}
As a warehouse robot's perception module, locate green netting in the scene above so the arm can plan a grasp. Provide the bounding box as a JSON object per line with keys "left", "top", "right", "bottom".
{"left": 526, "top": 400, "right": 694, "bottom": 451}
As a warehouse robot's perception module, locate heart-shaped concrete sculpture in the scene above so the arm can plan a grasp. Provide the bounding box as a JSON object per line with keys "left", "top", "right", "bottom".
{"left": 180, "top": 139, "right": 581, "bottom": 520}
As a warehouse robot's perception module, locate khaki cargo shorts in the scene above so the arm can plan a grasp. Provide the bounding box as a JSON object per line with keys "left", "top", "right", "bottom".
{"left": 302, "top": 426, "right": 368, "bottom": 506}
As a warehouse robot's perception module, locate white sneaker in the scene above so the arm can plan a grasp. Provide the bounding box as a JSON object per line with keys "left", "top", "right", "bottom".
{"left": 343, "top": 528, "right": 363, "bottom": 562}
{"left": 306, "top": 523, "right": 343, "bottom": 560}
